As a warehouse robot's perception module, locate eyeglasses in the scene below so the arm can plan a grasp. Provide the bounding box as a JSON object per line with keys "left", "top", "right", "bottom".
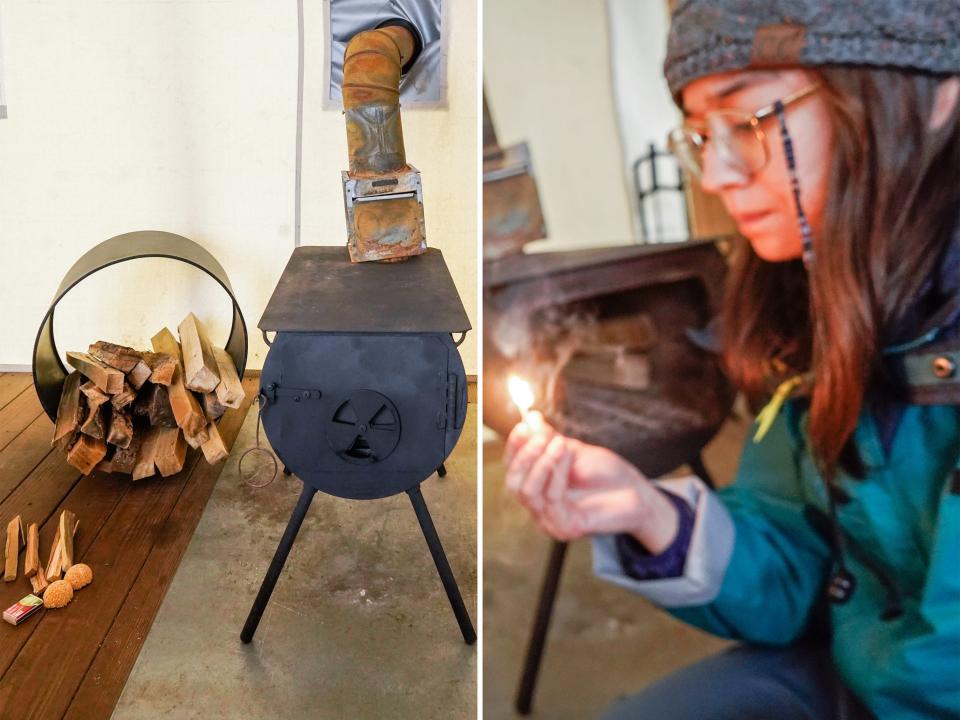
{"left": 667, "top": 83, "right": 820, "bottom": 181}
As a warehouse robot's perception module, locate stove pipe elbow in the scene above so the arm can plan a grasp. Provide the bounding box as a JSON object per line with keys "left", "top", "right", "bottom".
{"left": 342, "top": 24, "right": 418, "bottom": 175}
{"left": 340, "top": 20, "right": 428, "bottom": 263}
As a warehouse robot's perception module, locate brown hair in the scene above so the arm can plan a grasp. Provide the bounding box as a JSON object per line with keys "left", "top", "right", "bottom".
{"left": 722, "top": 67, "right": 960, "bottom": 478}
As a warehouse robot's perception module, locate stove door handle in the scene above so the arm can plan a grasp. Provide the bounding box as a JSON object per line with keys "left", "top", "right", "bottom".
{"left": 446, "top": 373, "right": 467, "bottom": 430}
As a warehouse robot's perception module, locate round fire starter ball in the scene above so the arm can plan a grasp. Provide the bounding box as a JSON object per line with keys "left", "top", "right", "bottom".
{"left": 65, "top": 563, "right": 93, "bottom": 591}
{"left": 44, "top": 580, "right": 74, "bottom": 609}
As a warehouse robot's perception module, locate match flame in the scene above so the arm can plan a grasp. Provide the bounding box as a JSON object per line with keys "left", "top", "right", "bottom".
{"left": 507, "top": 375, "right": 534, "bottom": 416}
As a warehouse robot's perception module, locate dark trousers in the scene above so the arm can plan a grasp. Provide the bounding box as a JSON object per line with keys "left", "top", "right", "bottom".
{"left": 600, "top": 644, "right": 874, "bottom": 720}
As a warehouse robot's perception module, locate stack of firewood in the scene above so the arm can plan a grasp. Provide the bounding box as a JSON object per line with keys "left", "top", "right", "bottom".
{"left": 50, "top": 313, "right": 244, "bottom": 480}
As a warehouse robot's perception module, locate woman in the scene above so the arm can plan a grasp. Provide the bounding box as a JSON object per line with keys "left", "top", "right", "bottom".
{"left": 504, "top": 3, "right": 960, "bottom": 719}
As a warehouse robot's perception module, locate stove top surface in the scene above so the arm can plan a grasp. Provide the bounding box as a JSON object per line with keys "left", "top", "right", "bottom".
{"left": 259, "top": 246, "right": 471, "bottom": 334}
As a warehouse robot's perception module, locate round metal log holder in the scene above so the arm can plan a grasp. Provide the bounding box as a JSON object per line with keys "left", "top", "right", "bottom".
{"left": 32, "top": 230, "right": 248, "bottom": 421}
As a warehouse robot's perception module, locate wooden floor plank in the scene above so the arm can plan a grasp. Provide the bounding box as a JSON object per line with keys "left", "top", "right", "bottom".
{"left": 0, "top": 467, "right": 129, "bottom": 678}
{"left": 0, "top": 450, "right": 86, "bottom": 548}
{"left": 65, "top": 378, "right": 257, "bottom": 719}
{"left": 0, "top": 414, "right": 55, "bottom": 506}
{"left": 0, "top": 455, "right": 200, "bottom": 720}
{"left": 0, "top": 374, "right": 33, "bottom": 413}
{"left": 0, "top": 388, "right": 43, "bottom": 456}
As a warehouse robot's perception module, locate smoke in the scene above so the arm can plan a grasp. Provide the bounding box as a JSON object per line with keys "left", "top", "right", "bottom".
{"left": 488, "top": 285, "right": 599, "bottom": 416}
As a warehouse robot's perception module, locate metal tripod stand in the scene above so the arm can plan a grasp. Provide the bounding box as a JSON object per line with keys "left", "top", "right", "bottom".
{"left": 241, "top": 479, "right": 476, "bottom": 647}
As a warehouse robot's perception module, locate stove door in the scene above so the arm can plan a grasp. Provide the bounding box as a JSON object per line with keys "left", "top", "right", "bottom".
{"left": 259, "top": 332, "right": 466, "bottom": 499}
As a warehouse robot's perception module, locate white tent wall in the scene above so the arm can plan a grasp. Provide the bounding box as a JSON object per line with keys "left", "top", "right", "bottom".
{"left": 0, "top": 0, "right": 477, "bottom": 373}
{"left": 483, "top": 0, "right": 634, "bottom": 253}
{"left": 606, "top": 0, "right": 686, "bottom": 243}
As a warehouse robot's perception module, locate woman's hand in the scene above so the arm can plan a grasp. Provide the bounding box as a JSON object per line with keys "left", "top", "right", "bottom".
{"left": 504, "top": 412, "right": 679, "bottom": 550}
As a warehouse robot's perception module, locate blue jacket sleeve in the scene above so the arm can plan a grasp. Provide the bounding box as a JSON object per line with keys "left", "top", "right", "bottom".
{"left": 594, "top": 401, "right": 834, "bottom": 646}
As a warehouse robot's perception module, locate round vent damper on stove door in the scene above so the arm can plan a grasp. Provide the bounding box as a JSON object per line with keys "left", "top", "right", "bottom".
{"left": 327, "top": 391, "right": 401, "bottom": 465}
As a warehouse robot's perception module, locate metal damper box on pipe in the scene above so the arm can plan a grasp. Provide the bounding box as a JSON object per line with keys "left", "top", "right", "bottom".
{"left": 240, "top": 245, "right": 475, "bottom": 647}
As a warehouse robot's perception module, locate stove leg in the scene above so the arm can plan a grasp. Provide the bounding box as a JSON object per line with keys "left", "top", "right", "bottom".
{"left": 240, "top": 483, "right": 317, "bottom": 644}
{"left": 515, "top": 539, "right": 569, "bottom": 715}
{"left": 407, "top": 485, "right": 476, "bottom": 645}
{"left": 436, "top": 463, "right": 447, "bottom": 478}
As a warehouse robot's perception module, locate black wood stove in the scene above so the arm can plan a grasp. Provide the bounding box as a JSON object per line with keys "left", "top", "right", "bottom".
{"left": 240, "top": 246, "right": 476, "bottom": 647}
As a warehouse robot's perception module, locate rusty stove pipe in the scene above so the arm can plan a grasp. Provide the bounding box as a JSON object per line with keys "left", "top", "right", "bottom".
{"left": 340, "top": 22, "right": 427, "bottom": 263}
{"left": 342, "top": 25, "right": 416, "bottom": 175}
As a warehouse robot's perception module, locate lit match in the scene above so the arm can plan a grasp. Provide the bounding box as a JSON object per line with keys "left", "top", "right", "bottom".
{"left": 507, "top": 375, "right": 538, "bottom": 429}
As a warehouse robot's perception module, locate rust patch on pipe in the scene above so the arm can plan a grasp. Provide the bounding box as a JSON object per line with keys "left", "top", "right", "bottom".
{"left": 350, "top": 195, "right": 425, "bottom": 262}
{"left": 482, "top": 142, "right": 547, "bottom": 260}
{"left": 482, "top": 95, "right": 547, "bottom": 260}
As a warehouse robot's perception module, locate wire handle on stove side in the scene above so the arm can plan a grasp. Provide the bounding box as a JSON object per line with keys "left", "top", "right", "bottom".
{"left": 239, "top": 390, "right": 279, "bottom": 488}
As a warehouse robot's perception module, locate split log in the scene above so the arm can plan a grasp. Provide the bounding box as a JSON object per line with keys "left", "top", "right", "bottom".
{"left": 107, "top": 409, "right": 134, "bottom": 449}
{"left": 79, "top": 381, "right": 110, "bottom": 440}
{"left": 54, "top": 429, "right": 80, "bottom": 454}
{"left": 24, "top": 523, "right": 39, "bottom": 578}
{"left": 150, "top": 329, "right": 206, "bottom": 436}
{"left": 127, "top": 359, "right": 153, "bottom": 389}
{"left": 133, "top": 383, "right": 177, "bottom": 428}
{"left": 4, "top": 516, "right": 23, "bottom": 582}
{"left": 143, "top": 351, "right": 177, "bottom": 386}
{"left": 66, "top": 352, "right": 124, "bottom": 394}
{"left": 213, "top": 347, "right": 244, "bottom": 409}
{"left": 30, "top": 562, "right": 49, "bottom": 595}
{"left": 95, "top": 457, "right": 114, "bottom": 474}
{"left": 65, "top": 434, "right": 108, "bottom": 475}
{"left": 80, "top": 407, "right": 106, "bottom": 440}
{"left": 111, "top": 432, "right": 141, "bottom": 474}
{"left": 45, "top": 527, "right": 62, "bottom": 581}
{"left": 178, "top": 313, "right": 220, "bottom": 393}
{"left": 201, "top": 422, "right": 230, "bottom": 464}
{"left": 53, "top": 371, "right": 84, "bottom": 446}
{"left": 59, "top": 510, "right": 77, "bottom": 571}
{"left": 154, "top": 427, "right": 187, "bottom": 477}
{"left": 202, "top": 392, "right": 227, "bottom": 421}
{"left": 132, "top": 426, "right": 163, "bottom": 481}
{"left": 53, "top": 371, "right": 84, "bottom": 444}
{"left": 45, "top": 518, "right": 78, "bottom": 582}
{"left": 111, "top": 382, "right": 137, "bottom": 411}
{"left": 183, "top": 424, "right": 210, "bottom": 449}
{"left": 88, "top": 340, "right": 143, "bottom": 372}
{"left": 79, "top": 381, "right": 110, "bottom": 403}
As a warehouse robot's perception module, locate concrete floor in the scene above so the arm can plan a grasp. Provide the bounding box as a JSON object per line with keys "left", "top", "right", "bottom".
{"left": 113, "top": 403, "right": 478, "bottom": 720}
{"left": 482, "top": 407, "right": 751, "bottom": 719}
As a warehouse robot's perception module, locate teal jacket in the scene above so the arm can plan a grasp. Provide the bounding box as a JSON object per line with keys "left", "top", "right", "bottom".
{"left": 594, "top": 247, "right": 960, "bottom": 719}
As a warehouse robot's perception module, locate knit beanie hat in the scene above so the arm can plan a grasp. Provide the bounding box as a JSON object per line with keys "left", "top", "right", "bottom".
{"left": 664, "top": 1, "right": 960, "bottom": 102}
